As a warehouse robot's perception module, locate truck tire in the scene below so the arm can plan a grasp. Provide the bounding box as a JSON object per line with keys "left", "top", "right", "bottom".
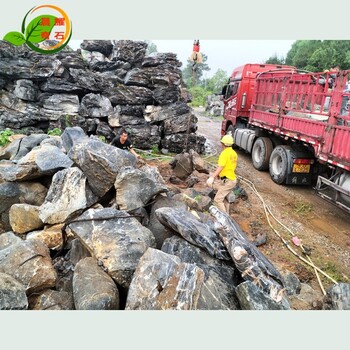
{"left": 252, "top": 137, "right": 273, "bottom": 170}
{"left": 269, "top": 145, "right": 291, "bottom": 184}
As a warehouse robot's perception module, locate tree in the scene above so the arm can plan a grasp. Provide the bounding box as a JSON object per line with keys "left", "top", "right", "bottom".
{"left": 182, "top": 53, "right": 211, "bottom": 88}
{"left": 206, "top": 69, "right": 229, "bottom": 93}
{"left": 284, "top": 40, "right": 350, "bottom": 71}
{"left": 265, "top": 54, "right": 285, "bottom": 65}
{"left": 145, "top": 41, "right": 158, "bottom": 55}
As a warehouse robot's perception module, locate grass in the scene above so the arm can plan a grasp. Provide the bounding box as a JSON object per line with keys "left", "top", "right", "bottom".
{"left": 322, "top": 262, "right": 350, "bottom": 283}
{"left": 292, "top": 201, "right": 313, "bottom": 215}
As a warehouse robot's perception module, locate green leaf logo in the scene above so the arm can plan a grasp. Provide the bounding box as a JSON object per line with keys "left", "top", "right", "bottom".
{"left": 25, "top": 14, "right": 56, "bottom": 44}
{"left": 3, "top": 31, "right": 26, "bottom": 46}
{"left": 2, "top": 5, "right": 72, "bottom": 55}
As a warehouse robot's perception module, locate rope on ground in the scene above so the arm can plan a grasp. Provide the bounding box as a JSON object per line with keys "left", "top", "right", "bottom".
{"left": 238, "top": 175, "right": 337, "bottom": 290}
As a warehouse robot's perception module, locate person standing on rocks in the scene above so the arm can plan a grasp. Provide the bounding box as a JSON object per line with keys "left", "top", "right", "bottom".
{"left": 206, "top": 134, "right": 238, "bottom": 214}
{"left": 110, "top": 129, "right": 140, "bottom": 159}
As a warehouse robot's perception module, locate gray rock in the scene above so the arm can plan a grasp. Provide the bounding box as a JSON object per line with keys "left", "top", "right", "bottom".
{"left": 162, "top": 236, "right": 240, "bottom": 310}
{"left": 42, "top": 94, "right": 80, "bottom": 113}
{"left": 0, "top": 272, "right": 28, "bottom": 310}
{"left": 147, "top": 195, "right": 187, "bottom": 249}
{"left": 39, "top": 167, "right": 98, "bottom": 224}
{"left": 0, "top": 231, "right": 23, "bottom": 250}
{"left": 39, "top": 77, "right": 84, "bottom": 93}
{"left": 81, "top": 40, "right": 114, "bottom": 57}
{"left": 0, "top": 239, "right": 57, "bottom": 294}
{"left": 67, "top": 208, "right": 156, "bottom": 288}
{"left": 144, "top": 102, "right": 190, "bottom": 123}
{"left": 61, "top": 126, "right": 89, "bottom": 153}
{"left": 155, "top": 207, "right": 231, "bottom": 261}
{"left": 105, "top": 84, "right": 154, "bottom": 105}
{"left": 236, "top": 281, "right": 290, "bottom": 310}
{"left": 323, "top": 283, "right": 350, "bottom": 310}
{"left": 17, "top": 144, "right": 73, "bottom": 173}
{"left": 14, "top": 79, "right": 38, "bottom": 101}
{"left": 163, "top": 112, "right": 197, "bottom": 135}
{"left": 209, "top": 206, "right": 285, "bottom": 302}
{"left": 73, "top": 257, "right": 119, "bottom": 310}
{"left": 113, "top": 40, "right": 147, "bottom": 64}
{"left": 79, "top": 93, "right": 113, "bottom": 118}
{"left": 114, "top": 166, "right": 168, "bottom": 211}
{"left": 68, "top": 138, "right": 136, "bottom": 197}
{"left": 282, "top": 271, "right": 301, "bottom": 296}
{"left": 0, "top": 134, "right": 49, "bottom": 161}
{"left": 161, "top": 133, "right": 206, "bottom": 154}
{"left": 29, "top": 289, "right": 73, "bottom": 310}
{"left": 125, "top": 248, "right": 205, "bottom": 310}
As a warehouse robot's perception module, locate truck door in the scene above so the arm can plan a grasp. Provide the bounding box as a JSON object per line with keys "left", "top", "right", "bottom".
{"left": 224, "top": 81, "right": 239, "bottom": 118}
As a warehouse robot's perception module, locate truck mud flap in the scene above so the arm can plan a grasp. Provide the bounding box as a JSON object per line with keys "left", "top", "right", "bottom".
{"left": 315, "top": 176, "right": 350, "bottom": 213}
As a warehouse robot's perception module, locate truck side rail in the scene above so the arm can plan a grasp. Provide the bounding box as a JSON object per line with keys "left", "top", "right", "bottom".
{"left": 250, "top": 69, "right": 350, "bottom": 170}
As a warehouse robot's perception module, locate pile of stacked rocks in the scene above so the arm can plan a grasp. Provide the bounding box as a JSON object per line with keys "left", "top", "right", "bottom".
{"left": 0, "top": 40, "right": 205, "bottom": 154}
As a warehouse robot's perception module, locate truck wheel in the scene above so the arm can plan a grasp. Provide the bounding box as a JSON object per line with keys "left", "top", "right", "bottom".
{"left": 269, "top": 145, "right": 291, "bottom": 184}
{"left": 252, "top": 137, "right": 273, "bottom": 170}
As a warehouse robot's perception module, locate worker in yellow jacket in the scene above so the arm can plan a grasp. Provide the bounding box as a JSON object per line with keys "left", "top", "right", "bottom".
{"left": 206, "top": 134, "right": 238, "bottom": 214}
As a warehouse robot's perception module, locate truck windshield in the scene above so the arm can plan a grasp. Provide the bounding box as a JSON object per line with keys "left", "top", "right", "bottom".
{"left": 225, "top": 82, "right": 239, "bottom": 99}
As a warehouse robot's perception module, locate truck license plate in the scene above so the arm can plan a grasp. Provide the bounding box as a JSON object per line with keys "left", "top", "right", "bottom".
{"left": 292, "top": 164, "right": 310, "bottom": 173}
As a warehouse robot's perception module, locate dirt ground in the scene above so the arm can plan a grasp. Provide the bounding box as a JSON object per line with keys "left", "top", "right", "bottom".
{"left": 153, "top": 108, "right": 350, "bottom": 301}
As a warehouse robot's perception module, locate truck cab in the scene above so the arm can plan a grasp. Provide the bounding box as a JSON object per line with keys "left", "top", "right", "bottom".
{"left": 221, "top": 63, "right": 295, "bottom": 136}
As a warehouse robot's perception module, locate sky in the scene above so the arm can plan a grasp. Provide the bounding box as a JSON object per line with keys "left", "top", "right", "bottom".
{"left": 69, "top": 40, "right": 295, "bottom": 78}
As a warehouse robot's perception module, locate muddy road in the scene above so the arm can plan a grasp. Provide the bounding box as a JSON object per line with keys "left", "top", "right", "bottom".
{"left": 195, "top": 108, "right": 350, "bottom": 294}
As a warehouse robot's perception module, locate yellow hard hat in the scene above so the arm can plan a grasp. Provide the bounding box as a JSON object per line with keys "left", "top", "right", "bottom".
{"left": 221, "top": 134, "right": 234, "bottom": 146}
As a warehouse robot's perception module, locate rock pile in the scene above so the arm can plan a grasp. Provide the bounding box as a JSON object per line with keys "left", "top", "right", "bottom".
{"left": 0, "top": 127, "right": 347, "bottom": 310}
{"left": 0, "top": 40, "right": 205, "bottom": 154}
{"left": 205, "top": 94, "right": 224, "bottom": 116}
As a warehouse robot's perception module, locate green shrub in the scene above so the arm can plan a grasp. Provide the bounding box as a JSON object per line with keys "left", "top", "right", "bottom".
{"left": 0, "top": 129, "right": 14, "bottom": 147}
{"left": 47, "top": 128, "right": 62, "bottom": 136}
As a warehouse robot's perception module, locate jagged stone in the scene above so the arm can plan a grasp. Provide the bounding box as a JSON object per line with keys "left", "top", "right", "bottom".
{"left": 125, "top": 248, "right": 205, "bottom": 310}
{"left": 113, "top": 40, "right": 147, "bottom": 64}
{"left": 162, "top": 236, "right": 240, "bottom": 310}
{"left": 0, "top": 239, "right": 57, "bottom": 294}
{"left": 114, "top": 166, "right": 168, "bottom": 211}
{"left": 0, "top": 133, "right": 49, "bottom": 161}
{"left": 163, "top": 112, "right": 197, "bottom": 135}
{"left": 0, "top": 272, "right": 28, "bottom": 310}
{"left": 68, "top": 138, "right": 136, "bottom": 197}
{"left": 67, "top": 208, "right": 156, "bottom": 288}
{"left": 155, "top": 207, "right": 231, "bottom": 260}
{"left": 28, "top": 289, "right": 73, "bottom": 310}
{"left": 144, "top": 102, "right": 190, "bottom": 123}
{"left": 323, "top": 283, "right": 350, "bottom": 310}
{"left": 13, "top": 79, "right": 39, "bottom": 101}
{"left": 161, "top": 133, "right": 206, "bottom": 154}
{"left": 105, "top": 84, "right": 154, "bottom": 105}
{"left": 124, "top": 124, "right": 161, "bottom": 150}
{"left": 79, "top": 93, "right": 113, "bottom": 118}
{"left": 147, "top": 195, "right": 187, "bottom": 249}
{"left": 38, "top": 167, "right": 98, "bottom": 224}
{"left": 26, "top": 223, "right": 64, "bottom": 250}
{"left": 17, "top": 143, "right": 73, "bottom": 174}
{"left": 142, "top": 52, "right": 182, "bottom": 68}
{"left": 236, "top": 281, "right": 290, "bottom": 310}
{"left": 81, "top": 40, "right": 114, "bottom": 57}
{"left": 61, "top": 126, "right": 89, "bottom": 153}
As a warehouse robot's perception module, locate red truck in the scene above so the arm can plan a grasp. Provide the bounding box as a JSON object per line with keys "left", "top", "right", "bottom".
{"left": 221, "top": 63, "right": 350, "bottom": 212}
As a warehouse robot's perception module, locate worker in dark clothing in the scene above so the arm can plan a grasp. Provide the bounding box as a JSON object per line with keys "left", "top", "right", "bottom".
{"left": 110, "top": 129, "right": 140, "bottom": 158}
